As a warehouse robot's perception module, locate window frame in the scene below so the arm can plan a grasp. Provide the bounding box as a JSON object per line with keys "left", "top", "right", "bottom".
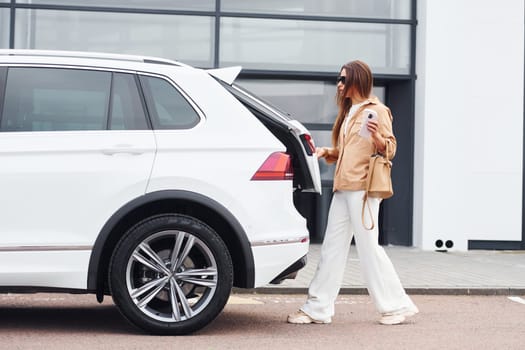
{"left": 0, "top": 66, "right": 7, "bottom": 127}
{"left": 108, "top": 72, "right": 151, "bottom": 131}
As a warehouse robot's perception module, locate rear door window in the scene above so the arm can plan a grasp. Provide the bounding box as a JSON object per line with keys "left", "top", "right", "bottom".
{"left": 0, "top": 67, "right": 150, "bottom": 132}
{"left": 1, "top": 67, "right": 110, "bottom": 132}
{"left": 139, "top": 75, "right": 200, "bottom": 130}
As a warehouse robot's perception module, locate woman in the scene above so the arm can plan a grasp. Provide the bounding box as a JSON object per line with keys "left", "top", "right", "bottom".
{"left": 287, "top": 60, "right": 418, "bottom": 326}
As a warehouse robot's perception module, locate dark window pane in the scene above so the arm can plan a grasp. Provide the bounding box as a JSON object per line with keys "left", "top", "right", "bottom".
{"left": 110, "top": 73, "right": 149, "bottom": 130}
{"left": 17, "top": 0, "right": 215, "bottom": 11}
{"left": 15, "top": 9, "right": 214, "bottom": 68}
{"left": 140, "top": 75, "right": 200, "bottom": 130}
{"left": 0, "top": 9, "right": 8, "bottom": 48}
{"left": 222, "top": 0, "right": 411, "bottom": 20}
{"left": 237, "top": 79, "right": 385, "bottom": 124}
{"left": 237, "top": 80, "right": 338, "bottom": 124}
{"left": 220, "top": 18, "right": 410, "bottom": 74}
{"left": 1, "top": 68, "right": 110, "bottom": 132}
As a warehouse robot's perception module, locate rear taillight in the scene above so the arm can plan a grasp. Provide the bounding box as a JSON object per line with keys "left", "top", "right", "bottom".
{"left": 300, "top": 134, "right": 316, "bottom": 156}
{"left": 251, "top": 152, "right": 294, "bottom": 181}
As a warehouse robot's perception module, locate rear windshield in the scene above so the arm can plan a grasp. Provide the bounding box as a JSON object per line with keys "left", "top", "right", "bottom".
{"left": 224, "top": 83, "right": 292, "bottom": 124}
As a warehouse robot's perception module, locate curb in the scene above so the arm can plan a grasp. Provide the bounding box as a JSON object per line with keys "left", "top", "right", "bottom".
{"left": 233, "top": 287, "right": 525, "bottom": 296}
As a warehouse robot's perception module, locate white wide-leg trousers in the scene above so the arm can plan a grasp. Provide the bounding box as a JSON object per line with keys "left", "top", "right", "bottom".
{"left": 301, "top": 190, "right": 416, "bottom": 321}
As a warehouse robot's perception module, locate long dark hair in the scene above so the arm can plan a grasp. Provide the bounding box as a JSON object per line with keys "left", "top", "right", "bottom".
{"left": 331, "top": 60, "right": 373, "bottom": 147}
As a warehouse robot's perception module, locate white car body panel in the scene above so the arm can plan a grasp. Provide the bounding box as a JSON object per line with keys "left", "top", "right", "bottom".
{"left": 0, "top": 130, "right": 156, "bottom": 287}
{"left": 251, "top": 242, "right": 309, "bottom": 287}
{"left": 227, "top": 84, "right": 322, "bottom": 194}
{"left": 206, "top": 66, "right": 242, "bottom": 85}
{"left": 0, "top": 250, "right": 90, "bottom": 289}
{"left": 0, "top": 131, "right": 155, "bottom": 247}
{"left": 147, "top": 70, "right": 310, "bottom": 285}
{"left": 288, "top": 120, "right": 322, "bottom": 194}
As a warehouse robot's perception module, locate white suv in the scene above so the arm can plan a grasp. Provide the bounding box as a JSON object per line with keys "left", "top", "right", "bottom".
{"left": 0, "top": 50, "right": 321, "bottom": 335}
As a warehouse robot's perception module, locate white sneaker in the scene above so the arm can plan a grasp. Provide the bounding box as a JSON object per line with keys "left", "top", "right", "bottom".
{"left": 379, "top": 305, "right": 419, "bottom": 325}
{"left": 379, "top": 314, "right": 406, "bottom": 325}
{"left": 287, "top": 310, "right": 331, "bottom": 324}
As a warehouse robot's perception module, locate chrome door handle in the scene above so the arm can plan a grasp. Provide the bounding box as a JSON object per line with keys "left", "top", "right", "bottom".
{"left": 101, "top": 145, "right": 145, "bottom": 156}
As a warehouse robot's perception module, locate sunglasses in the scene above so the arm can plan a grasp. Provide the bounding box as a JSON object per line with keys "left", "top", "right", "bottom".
{"left": 336, "top": 76, "right": 346, "bottom": 85}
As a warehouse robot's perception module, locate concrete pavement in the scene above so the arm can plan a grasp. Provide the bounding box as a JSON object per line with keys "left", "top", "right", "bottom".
{"left": 239, "top": 244, "right": 525, "bottom": 295}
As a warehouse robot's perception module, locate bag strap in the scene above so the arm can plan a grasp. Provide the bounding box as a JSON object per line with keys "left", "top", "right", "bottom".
{"left": 376, "top": 137, "right": 391, "bottom": 158}
{"left": 361, "top": 156, "right": 377, "bottom": 230}
{"left": 361, "top": 193, "right": 375, "bottom": 230}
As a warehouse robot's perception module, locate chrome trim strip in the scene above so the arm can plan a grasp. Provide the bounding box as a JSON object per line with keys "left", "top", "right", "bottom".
{"left": 250, "top": 238, "right": 308, "bottom": 247}
{"left": 0, "top": 245, "right": 92, "bottom": 252}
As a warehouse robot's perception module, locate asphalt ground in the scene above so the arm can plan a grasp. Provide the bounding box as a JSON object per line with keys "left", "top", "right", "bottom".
{"left": 0, "top": 293, "right": 524, "bottom": 349}
{"left": 1, "top": 245, "right": 524, "bottom": 349}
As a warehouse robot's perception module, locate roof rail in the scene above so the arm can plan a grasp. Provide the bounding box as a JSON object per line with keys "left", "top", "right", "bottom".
{"left": 0, "top": 49, "right": 185, "bottom": 67}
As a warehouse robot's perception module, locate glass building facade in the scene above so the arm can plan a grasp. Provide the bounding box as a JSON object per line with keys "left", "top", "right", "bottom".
{"left": 0, "top": 0, "right": 417, "bottom": 245}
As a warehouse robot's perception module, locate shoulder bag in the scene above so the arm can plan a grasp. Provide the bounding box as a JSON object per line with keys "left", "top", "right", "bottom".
{"left": 361, "top": 141, "right": 393, "bottom": 230}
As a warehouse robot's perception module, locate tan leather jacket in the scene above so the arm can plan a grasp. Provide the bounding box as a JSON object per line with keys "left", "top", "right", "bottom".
{"left": 324, "top": 96, "right": 396, "bottom": 192}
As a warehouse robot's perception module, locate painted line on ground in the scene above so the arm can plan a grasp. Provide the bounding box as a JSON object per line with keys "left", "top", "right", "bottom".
{"left": 507, "top": 296, "right": 525, "bottom": 305}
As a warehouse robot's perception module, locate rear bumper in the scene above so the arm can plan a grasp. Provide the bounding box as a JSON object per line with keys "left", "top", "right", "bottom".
{"left": 251, "top": 240, "right": 309, "bottom": 287}
{"left": 270, "top": 255, "right": 307, "bottom": 284}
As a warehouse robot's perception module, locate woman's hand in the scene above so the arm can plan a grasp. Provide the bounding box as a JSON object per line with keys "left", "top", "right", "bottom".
{"left": 315, "top": 147, "right": 328, "bottom": 159}
{"left": 367, "top": 120, "right": 386, "bottom": 153}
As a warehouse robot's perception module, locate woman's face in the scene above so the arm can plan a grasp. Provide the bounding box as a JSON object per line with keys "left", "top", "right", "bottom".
{"left": 337, "top": 69, "right": 346, "bottom": 95}
{"left": 337, "top": 68, "right": 356, "bottom": 99}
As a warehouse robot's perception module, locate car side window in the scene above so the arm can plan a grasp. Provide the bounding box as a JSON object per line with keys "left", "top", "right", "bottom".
{"left": 1, "top": 67, "right": 110, "bottom": 132}
{"left": 139, "top": 75, "right": 200, "bottom": 130}
{"left": 109, "top": 73, "right": 149, "bottom": 130}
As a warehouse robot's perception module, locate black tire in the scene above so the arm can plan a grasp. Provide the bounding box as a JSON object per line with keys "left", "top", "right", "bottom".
{"left": 109, "top": 214, "right": 233, "bottom": 335}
